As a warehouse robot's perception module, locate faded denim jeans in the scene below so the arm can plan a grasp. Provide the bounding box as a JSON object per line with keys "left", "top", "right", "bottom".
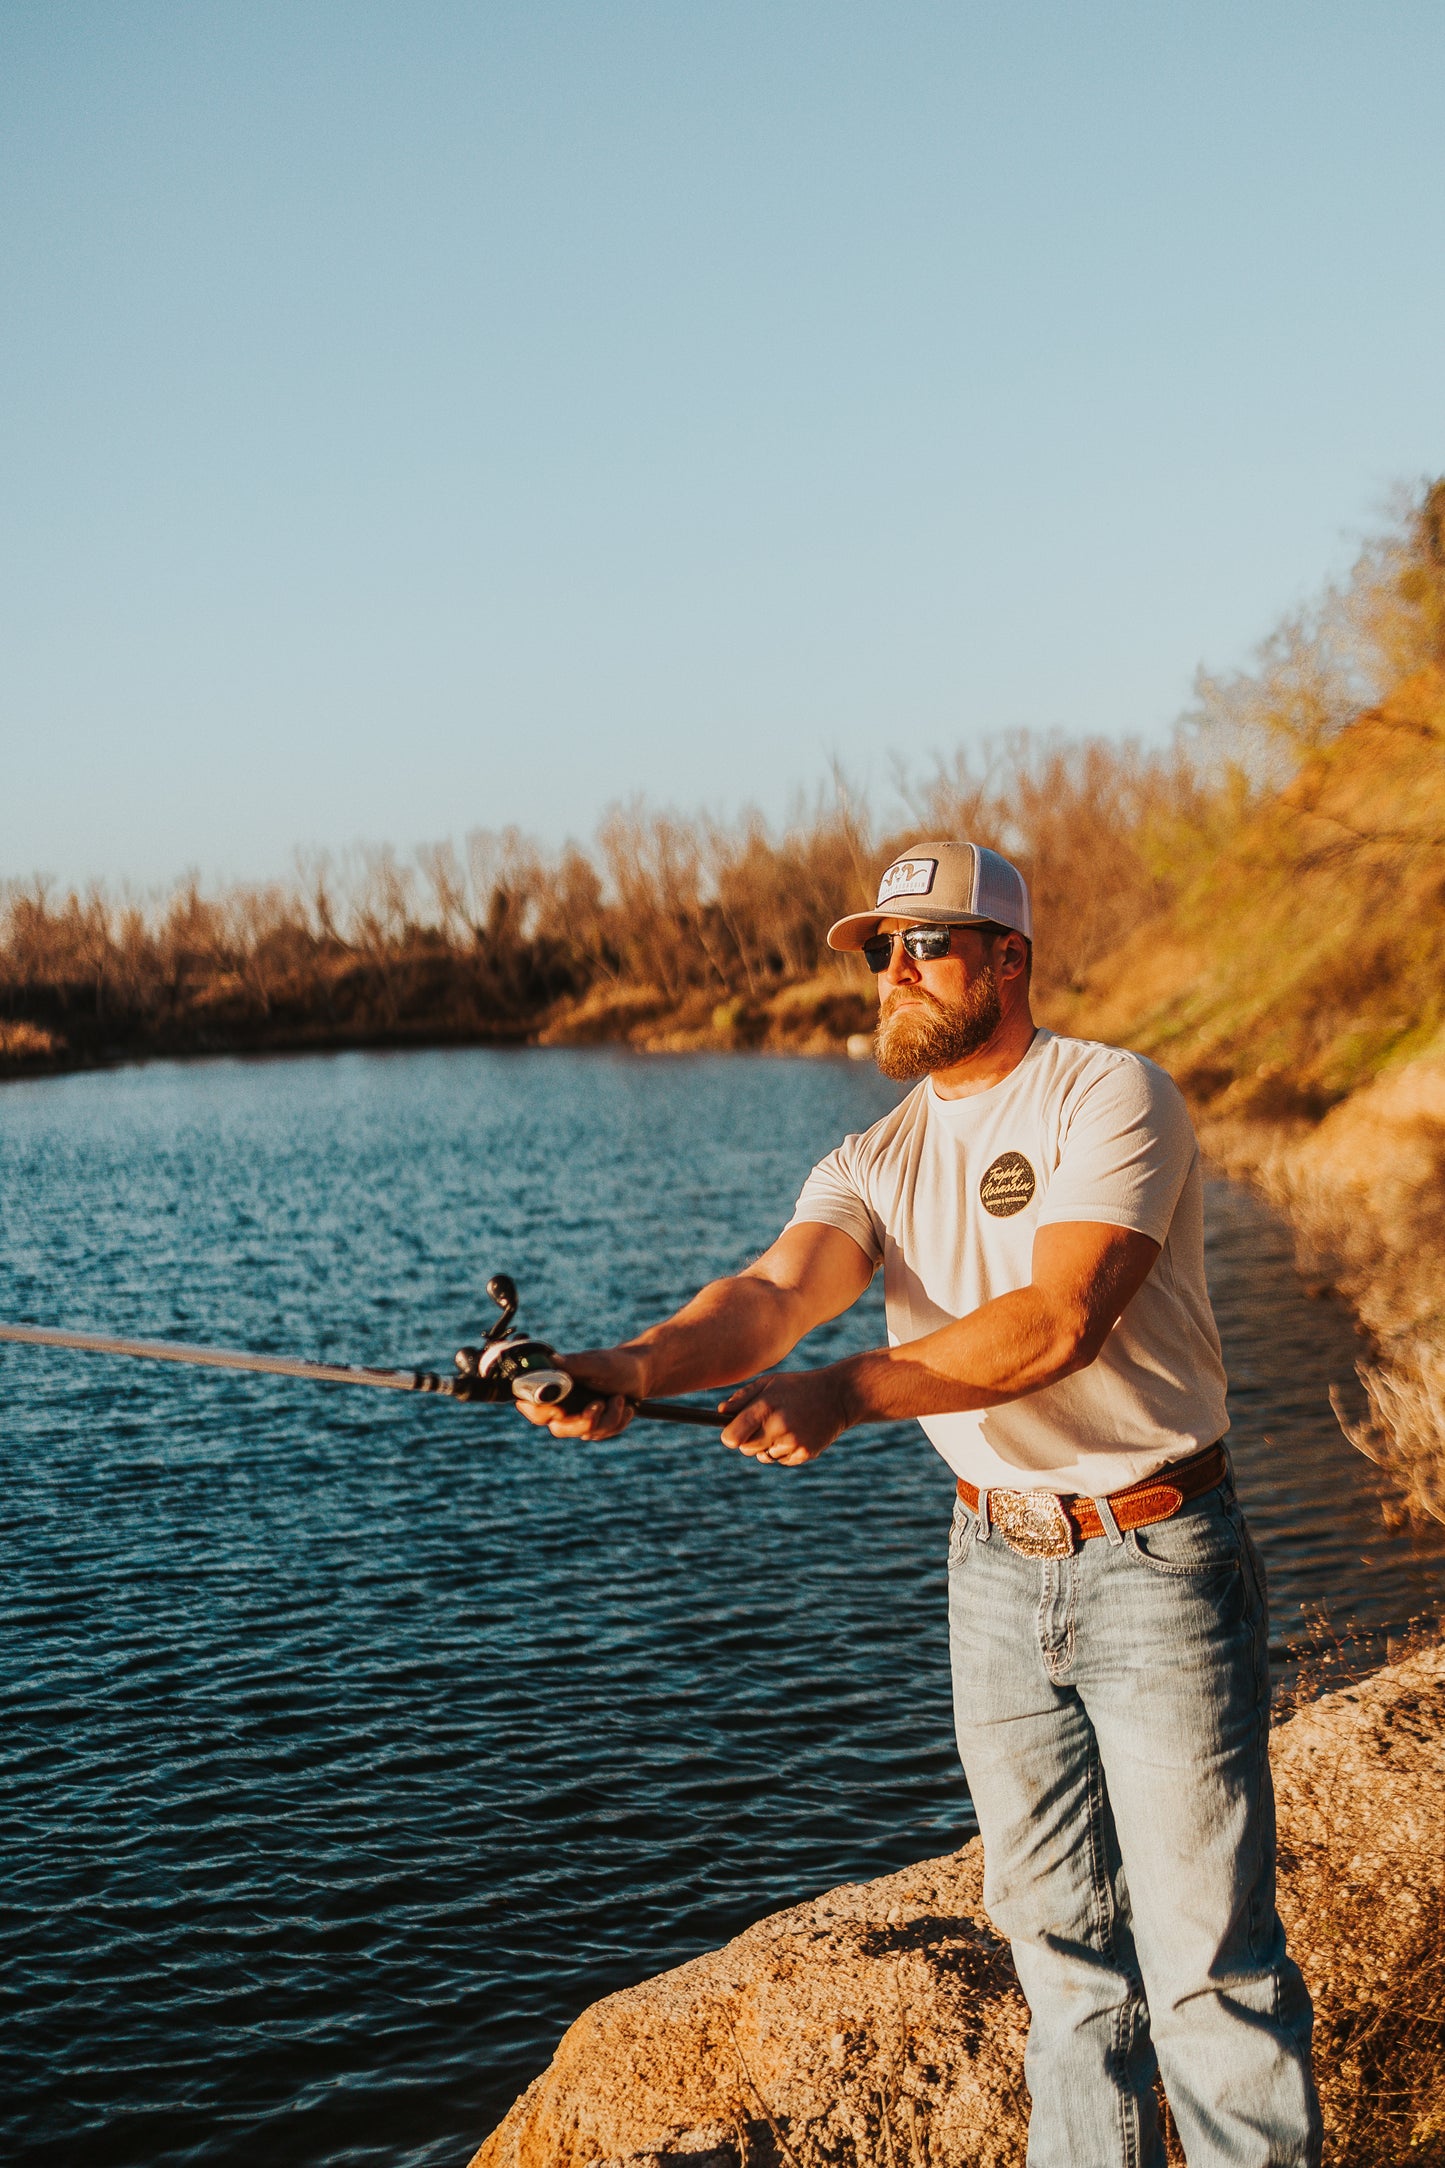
{"left": 948, "top": 1466, "right": 1321, "bottom": 2168}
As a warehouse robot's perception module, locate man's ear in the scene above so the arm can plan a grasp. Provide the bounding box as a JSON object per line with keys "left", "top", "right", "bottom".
{"left": 995, "top": 932, "right": 1029, "bottom": 984}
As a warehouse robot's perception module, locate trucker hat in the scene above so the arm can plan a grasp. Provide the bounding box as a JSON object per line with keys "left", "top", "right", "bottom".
{"left": 827, "top": 839, "right": 1033, "bottom": 951}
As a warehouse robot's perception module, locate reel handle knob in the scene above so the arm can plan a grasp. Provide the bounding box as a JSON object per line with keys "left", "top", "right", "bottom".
{"left": 486, "top": 1274, "right": 518, "bottom": 1318}
{"left": 511, "top": 1369, "right": 581, "bottom": 1409}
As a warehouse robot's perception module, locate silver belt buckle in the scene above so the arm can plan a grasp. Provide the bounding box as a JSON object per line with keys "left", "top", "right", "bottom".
{"left": 988, "top": 1486, "right": 1076, "bottom": 1559}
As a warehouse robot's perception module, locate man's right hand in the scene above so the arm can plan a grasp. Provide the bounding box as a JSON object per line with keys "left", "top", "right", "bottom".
{"left": 512, "top": 1345, "right": 652, "bottom": 1440}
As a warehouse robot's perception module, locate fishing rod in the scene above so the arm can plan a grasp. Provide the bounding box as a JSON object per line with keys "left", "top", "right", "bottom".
{"left": 0, "top": 1272, "right": 723, "bottom": 1429}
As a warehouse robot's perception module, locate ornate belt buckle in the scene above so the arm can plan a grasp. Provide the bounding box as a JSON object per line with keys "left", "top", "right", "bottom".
{"left": 988, "top": 1487, "right": 1076, "bottom": 1559}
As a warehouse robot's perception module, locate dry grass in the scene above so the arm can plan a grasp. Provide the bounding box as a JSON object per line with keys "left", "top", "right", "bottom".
{"left": 1198, "top": 1043, "right": 1445, "bottom": 1524}
{"left": 1218, "top": 1155, "right": 1445, "bottom": 1528}
{"left": 1273, "top": 1632, "right": 1445, "bottom": 2166}
{"left": 1342, "top": 1352, "right": 1445, "bottom": 1520}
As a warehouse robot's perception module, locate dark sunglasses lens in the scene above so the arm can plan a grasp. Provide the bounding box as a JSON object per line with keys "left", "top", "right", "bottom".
{"left": 861, "top": 926, "right": 953, "bottom": 970}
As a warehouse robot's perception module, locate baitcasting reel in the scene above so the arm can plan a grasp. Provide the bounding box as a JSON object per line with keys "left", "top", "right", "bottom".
{"left": 451, "top": 1274, "right": 590, "bottom": 1414}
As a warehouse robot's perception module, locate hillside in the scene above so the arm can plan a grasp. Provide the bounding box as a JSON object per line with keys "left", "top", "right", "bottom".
{"left": 1058, "top": 663, "right": 1445, "bottom": 1120}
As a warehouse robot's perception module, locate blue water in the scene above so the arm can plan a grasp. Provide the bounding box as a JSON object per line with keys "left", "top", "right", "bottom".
{"left": 2, "top": 1048, "right": 1442, "bottom": 2168}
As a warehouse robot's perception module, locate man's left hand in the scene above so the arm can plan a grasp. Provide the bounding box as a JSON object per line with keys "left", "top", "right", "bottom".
{"left": 718, "top": 1368, "right": 849, "bottom": 1465}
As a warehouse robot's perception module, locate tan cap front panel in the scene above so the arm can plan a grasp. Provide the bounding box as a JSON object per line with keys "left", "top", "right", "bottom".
{"left": 827, "top": 838, "right": 1031, "bottom": 950}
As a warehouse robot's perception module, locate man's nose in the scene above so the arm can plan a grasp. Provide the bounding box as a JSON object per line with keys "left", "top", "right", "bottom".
{"left": 881, "top": 935, "right": 920, "bottom": 988}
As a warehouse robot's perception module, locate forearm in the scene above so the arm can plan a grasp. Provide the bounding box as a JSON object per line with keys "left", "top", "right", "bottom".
{"left": 622, "top": 1272, "right": 810, "bottom": 1397}
{"left": 831, "top": 1286, "right": 1100, "bottom": 1427}
{"left": 716, "top": 1222, "right": 1159, "bottom": 1467}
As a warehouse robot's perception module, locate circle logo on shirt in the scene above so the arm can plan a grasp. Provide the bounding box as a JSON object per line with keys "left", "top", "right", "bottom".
{"left": 980, "top": 1151, "right": 1036, "bottom": 1217}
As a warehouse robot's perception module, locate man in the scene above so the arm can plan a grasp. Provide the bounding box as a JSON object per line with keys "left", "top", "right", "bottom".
{"left": 520, "top": 839, "right": 1321, "bottom": 2168}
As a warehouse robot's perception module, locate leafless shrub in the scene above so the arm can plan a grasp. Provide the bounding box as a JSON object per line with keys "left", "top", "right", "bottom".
{"left": 1188, "top": 477, "right": 1445, "bottom": 803}
{"left": 0, "top": 1019, "right": 61, "bottom": 1061}
{"left": 3, "top": 478, "right": 1441, "bottom": 1091}
{"left": 901, "top": 731, "right": 1207, "bottom": 997}
{"left": 0, "top": 728, "right": 1288, "bottom": 1069}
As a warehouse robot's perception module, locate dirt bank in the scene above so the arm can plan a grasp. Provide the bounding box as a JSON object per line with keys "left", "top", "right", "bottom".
{"left": 1194, "top": 1043, "right": 1445, "bottom": 1526}
{"left": 469, "top": 1643, "right": 1445, "bottom": 2168}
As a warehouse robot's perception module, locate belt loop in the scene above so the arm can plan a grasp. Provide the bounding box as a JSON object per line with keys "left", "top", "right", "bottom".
{"left": 977, "top": 1487, "right": 992, "bottom": 1541}
{"left": 1093, "top": 1491, "right": 1124, "bottom": 1546}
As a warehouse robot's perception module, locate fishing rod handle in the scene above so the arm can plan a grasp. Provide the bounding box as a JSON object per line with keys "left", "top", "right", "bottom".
{"left": 516, "top": 1373, "right": 722, "bottom": 1428}
{"left": 632, "top": 1396, "right": 726, "bottom": 1428}
{"left": 548, "top": 1376, "right": 724, "bottom": 1429}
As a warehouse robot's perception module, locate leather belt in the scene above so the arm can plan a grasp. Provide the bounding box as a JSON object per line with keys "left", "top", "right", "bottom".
{"left": 955, "top": 1440, "right": 1228, "bottom": 1559}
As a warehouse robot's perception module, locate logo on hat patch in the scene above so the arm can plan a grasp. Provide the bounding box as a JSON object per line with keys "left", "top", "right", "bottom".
{"left": 876, "top": 857, "right": 937, "bottom": 905}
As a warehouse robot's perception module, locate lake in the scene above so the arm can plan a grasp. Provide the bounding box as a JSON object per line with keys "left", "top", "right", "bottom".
{"left": 3, "top": 1047, "right": 1443, "bottom": 2167}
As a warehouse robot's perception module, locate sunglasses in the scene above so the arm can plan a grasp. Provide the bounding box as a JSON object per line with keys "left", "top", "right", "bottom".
{"left": 861, "top": 924, "right": 968, "bottom": 972}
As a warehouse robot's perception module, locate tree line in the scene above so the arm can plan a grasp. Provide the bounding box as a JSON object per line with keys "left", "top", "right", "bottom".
{"left": 4, "top": 478, "right": 1442, "bottom": 1075}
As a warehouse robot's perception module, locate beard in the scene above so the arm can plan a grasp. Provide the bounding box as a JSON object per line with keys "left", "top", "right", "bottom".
{"left": 873, "top": 967, "right": 1003, "bottom": 1081}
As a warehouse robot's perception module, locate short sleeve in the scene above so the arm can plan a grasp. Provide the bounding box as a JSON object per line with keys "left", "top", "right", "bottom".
{"left": 1036, "top": 1057, "right": 1197, "bottom": 1244}
{"left": 786, "top": 1137, "right": 884, "bottom": 1267}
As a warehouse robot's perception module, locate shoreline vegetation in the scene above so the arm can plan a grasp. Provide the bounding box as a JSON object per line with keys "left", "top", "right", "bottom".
{"left": 0, "top": 724, "right": 1196, "bottom": 1074}
{"left": 8, "top": 484, "right": 1445, "bottom": 1525}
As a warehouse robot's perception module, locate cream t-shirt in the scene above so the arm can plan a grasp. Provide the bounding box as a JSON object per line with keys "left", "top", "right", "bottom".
{"left": 788, "top": 1030, "right": 1228, "bottom": 1496}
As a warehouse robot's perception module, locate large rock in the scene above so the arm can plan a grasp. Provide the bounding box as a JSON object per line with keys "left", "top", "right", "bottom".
{"left": 470, "top": 1646, "right": 1445, "bottom": 2168}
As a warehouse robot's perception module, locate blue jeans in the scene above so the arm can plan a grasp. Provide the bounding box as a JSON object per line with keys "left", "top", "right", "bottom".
{"left": 948, "top": 1469, "right": 1321, "bottom": 2168}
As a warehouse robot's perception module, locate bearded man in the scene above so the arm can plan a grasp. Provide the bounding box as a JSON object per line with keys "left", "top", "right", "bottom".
{"left": 520, "top": 839, "right": 1321, "bottom": 2168}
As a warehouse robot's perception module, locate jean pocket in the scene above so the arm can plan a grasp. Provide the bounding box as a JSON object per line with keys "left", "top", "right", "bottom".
{"left": 1126, "top": 1490, "right": 1242, "bottom": 1577}
{"left": 948, "top": 1503, "right": 978, "bottom": 1568}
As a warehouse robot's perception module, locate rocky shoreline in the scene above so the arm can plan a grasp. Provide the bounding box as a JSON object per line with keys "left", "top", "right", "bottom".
{"left": 470, "top": 1644, "right": 1445, "bottom": 2168}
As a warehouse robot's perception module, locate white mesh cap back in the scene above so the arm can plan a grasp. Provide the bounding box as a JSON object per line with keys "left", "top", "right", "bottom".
{"left": 971, "top": 845, "right": 1033, "bottom": 940}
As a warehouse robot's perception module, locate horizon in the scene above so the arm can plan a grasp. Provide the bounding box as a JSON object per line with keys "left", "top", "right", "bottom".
{"left": 3, "top": 1, "right": 1443, "bottom": 893}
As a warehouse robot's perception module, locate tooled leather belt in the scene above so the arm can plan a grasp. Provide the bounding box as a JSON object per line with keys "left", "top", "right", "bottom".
{"left": 955, "top": 1440, "right": 1228, "bottom": 1559}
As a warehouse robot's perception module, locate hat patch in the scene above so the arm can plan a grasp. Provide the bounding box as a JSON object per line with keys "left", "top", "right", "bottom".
{"left": 876, "top": 857, "right": 937, "bottom": 905}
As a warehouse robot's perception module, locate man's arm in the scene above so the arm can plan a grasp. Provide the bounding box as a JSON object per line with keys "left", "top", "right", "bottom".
{"left": 718, "top": 1221, "right": 1160, "bottom": 1465}
{"left": 515, "top": 1220, "right": 875, "bottom": 1439}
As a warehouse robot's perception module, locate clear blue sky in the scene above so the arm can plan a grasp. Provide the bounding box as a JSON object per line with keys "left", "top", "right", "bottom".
{"left": 2, "top": 1, "right": 1442, "bottom": 891}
